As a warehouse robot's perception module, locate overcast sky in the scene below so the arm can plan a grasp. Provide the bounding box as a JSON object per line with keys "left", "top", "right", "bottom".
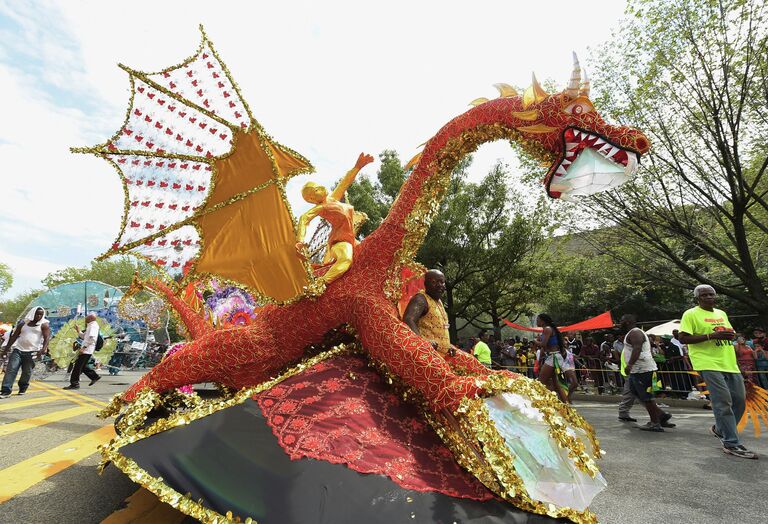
{"left": 0, "top": 0, "right": 627, "bottom": 298}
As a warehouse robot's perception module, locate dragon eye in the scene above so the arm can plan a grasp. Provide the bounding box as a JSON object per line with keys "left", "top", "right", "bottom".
{"left": 563, "top": 98, "right": 594, "bottom": 116}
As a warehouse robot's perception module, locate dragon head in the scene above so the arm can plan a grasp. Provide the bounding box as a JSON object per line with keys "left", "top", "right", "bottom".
{"left": 468, "top": 54, "right": 650, "bottom": 199}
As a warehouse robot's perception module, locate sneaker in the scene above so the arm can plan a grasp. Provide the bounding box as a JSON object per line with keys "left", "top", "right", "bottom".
{"left": 657, "top": 402, "right": 670, "bottom": 408}
{"left": 660, "top": 412, "right": 676, "bottom": 428}
{"left": 62, "top": 385, "right": 80, "bottom": 390}
{"left": 17, "top": 391, "right": 26, "bottom": 396}
{"left": 710, "top": 425, "right": 724, "bottom": 441}
{"left": 618, "top": 415, "right": 638, "bottom": 422}
{"left": 89, "top": 375, "right": 101, "bottom": 386}
{"left": 723, "top": 445, "right": 757, "bottom": 459}
{"left": 0, "top": 393, "right": 10, "bottom": 399}
{"left": 639, "top": 422, "right": 664, "bottom": 432}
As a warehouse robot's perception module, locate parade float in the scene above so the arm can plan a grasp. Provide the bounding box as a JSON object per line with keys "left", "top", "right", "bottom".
{"left": 73, "top": 27, "right": 652, "bottom": 523}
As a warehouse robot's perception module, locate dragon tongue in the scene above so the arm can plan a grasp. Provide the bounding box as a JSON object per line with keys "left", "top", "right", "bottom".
{"left": 623, "top": 152, "right": 638, "bottom": 178}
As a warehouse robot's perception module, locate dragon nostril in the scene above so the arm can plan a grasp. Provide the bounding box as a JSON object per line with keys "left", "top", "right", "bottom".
{"left": 636, "top": 137, "right": 649, "bottom": 151}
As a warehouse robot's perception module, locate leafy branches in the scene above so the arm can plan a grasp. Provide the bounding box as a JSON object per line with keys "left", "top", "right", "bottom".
{"left": 578, "top": 0, "right": 768, "bottom": 322}
{"left": 416, "top": 160, "right": 550, "bottom": 339}
{"left": 0, "top": 262, "right": 12, "bottom": 296}
{"left": 41, "top": 257, "right": 162, "bottom": 289}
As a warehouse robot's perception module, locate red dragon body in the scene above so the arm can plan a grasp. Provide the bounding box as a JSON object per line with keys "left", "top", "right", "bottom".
{"left": 123, "top": 72, "right": 649, "bottom": 411}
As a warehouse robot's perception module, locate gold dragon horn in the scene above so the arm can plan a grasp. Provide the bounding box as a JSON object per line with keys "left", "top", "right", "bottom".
{"left": 522, "top": 73, "right": 548, "bottom": 109}
{"left": 580, "top": 67, "right": 591, "bottom": 98}
{"left": 469, "top": 97, "right": 490, "bottom": 106}
{"left": 493, "top": 83, "right": 518, "bottom": 98}
{"left": 567, "top": 52, "right": 582, "bottom": 99}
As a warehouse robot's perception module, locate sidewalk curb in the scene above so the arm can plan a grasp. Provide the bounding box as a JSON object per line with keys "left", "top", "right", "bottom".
{"left": 573, "top": 393, "right": 708, "bottom": 409}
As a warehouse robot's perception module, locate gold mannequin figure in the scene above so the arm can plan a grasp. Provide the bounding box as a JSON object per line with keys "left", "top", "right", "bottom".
{"left": 296, "top": 152, "right": 374, "bottom": 284}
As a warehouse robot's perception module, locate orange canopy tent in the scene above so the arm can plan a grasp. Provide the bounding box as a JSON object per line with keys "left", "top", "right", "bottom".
{"left": 503, "top": 311, "right": 614, "bottom": 333}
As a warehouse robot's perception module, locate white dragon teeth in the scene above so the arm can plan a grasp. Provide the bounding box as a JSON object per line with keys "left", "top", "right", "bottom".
{"left": 607, "top": 146, "right": 620, "bottom": 158}
{"left": 556, "top": 165, "right": 568, "bottom": 175}
{"left": 561, "top": 158, "right": 572, "bottom": 166}
{"left": 566, "top": 142, "right": 579, "bottom": 150}
{"left": 593, "top": 138, "right": 605, "bottom": 147}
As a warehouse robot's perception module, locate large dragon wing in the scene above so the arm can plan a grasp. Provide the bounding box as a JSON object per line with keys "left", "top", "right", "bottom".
{"left": 73, "top": 27, "right": 318, "bottom": 303}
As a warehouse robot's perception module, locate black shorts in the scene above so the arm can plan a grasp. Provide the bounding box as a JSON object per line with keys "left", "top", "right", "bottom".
{"left": 628, "top": 371, "right": 655, "bottom": 402}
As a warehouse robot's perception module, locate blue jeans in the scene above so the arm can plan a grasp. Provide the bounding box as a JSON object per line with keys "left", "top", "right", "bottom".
{"left": 700, "top": 370, "right": 745, "bottom": 448}
{"left": 2, "top": 349, "right": 36, "bottom": 395}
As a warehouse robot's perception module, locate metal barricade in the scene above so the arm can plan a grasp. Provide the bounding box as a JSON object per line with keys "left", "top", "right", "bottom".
{"left": 492, "top": 359, "right": 768, "bottom": 398}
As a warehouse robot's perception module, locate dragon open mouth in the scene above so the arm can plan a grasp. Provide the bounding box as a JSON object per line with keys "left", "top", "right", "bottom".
{"left": 548, "top": 127, "right": 639, "bottom": 199}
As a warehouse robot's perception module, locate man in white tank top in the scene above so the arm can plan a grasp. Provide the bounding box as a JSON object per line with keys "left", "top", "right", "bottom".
{"left": 1, "top": 307, "right": 50, "bottom": 397}
{"left": 621, "top": 314, "right": 675, "bottom": 432}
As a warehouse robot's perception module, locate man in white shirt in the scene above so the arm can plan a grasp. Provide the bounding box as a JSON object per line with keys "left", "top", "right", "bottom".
{"left": 621, "top": 314, "right": 675, "bottom": 432}
{"left": 64, "top": 313, "right": 101, "bottom": 389}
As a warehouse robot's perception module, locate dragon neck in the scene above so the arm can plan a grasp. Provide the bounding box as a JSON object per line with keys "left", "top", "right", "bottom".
{"left": 377, "top": 99, "right": 554, "bottom": 301}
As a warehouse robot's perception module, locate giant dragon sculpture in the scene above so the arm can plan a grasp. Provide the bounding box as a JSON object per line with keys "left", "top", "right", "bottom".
{"left": 75, "top": 28, "right": 649, "bottom": 523}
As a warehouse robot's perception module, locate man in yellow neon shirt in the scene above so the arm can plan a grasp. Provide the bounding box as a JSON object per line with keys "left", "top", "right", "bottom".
{"left": 473, "top": 331, "right": 492, "bottom": 368}
{"left": 679, "top": 285, "right": 756, "bottom": 459}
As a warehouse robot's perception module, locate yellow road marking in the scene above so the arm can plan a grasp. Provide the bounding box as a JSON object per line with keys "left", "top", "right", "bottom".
{"left": 0, "top": 405, "right": 98, "bottom": 437}
{"left": 29, "top": 384, "right": 97, "bottom": 410}
{"left": 0, "top": 396, "right": 63, "bottom": 412}
{"left": 101, "top": 488, "right": 186, "bottom": 524}
{"left": 19, "top": 387, "right": 47, "bottom": 394}
{"left": 44, "top": 389, "right": 102, "bottom": 410}
{"left": 31, "top": 381, "right": 108, "bottom": 408}
{"left": 0, "top": 424, "right": 115, "bottom": 504}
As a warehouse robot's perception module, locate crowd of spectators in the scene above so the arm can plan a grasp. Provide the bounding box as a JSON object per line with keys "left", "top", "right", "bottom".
{"left": 457, "top": 325, "right": 768, "bottom": 394}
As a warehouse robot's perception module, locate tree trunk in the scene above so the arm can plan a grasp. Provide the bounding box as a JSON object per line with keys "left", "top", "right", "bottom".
{"left": 489, "top": 300, "right": 502, "bottom": 341}
{"left": 446, "top": 286, "right": 458, "bottom": 344}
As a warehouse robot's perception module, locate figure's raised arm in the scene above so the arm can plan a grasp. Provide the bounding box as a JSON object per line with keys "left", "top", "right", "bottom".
{"left": 330, "top": 152, "right": 373, "bottom": 201}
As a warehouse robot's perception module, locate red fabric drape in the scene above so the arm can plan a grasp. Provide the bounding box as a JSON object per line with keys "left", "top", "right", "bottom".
{"left": 255, "top": 354, "right": 494, "bottom": 500}
{"left": 503, "top": 311, "right": 614, "bottom": 333}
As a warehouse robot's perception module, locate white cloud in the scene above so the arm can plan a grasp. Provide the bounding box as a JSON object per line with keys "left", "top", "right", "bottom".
{"left": 0, "top": 249, "right": 65, "bottom": 299}
{"left": 0, "top": 250, "right": 62, "bottom": 277}
{"left": 0, "top": 0, "right": 627, "bottom": 294}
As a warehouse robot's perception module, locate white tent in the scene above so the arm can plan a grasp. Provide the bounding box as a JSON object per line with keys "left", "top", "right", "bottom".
{"left": 645, "top": 320, "right": 681, "bottom": 337}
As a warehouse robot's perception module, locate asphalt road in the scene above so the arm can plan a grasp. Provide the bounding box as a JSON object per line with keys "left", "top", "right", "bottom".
{"left": 0, "top": 369, "right": 764, "bottom": 523}
{"left": 0, "top": 369, "right": 147, "bottom": 522}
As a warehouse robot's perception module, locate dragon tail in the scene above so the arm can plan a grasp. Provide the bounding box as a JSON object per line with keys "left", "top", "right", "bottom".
{"left": 149, "top": 278, "right": 212, "bottom": 340}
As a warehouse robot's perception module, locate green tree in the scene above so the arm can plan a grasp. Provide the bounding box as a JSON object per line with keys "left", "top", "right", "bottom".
{"left": 346, "top": 150, "right": 404, "bottom": 236}
{"left": 377, "top": 149, "right": 406, "bottom": 200}
{"left": 538, "top": 239, "right": 691, "bottom": 327}
{"left": 575, "top": 0, "right": 768, "bottom": 324}
{"left": 0, "top": 288, "right": 43, "bottom": 323}
{"left": 417, "top": 160, "right": 551, "bottom": 341}
{"left": 346, "top": 176, "right": 388, "bottom": 237}
{"left": 42, "top": 257, "right": 161, "bottom": 289}
{"left": 0, "top": 262, "right": 13, "bottom": 296}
